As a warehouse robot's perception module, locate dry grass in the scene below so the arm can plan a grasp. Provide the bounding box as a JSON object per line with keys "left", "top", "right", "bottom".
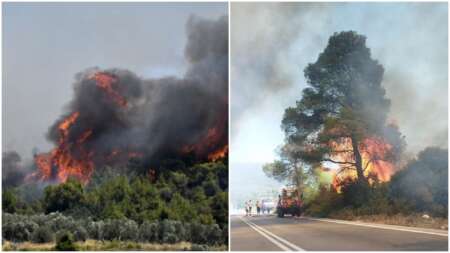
{"left": 329, "top": 212, "right": 448, "bottom": 230}
{"left": 3, "top": 241, "right": 55, "bottom": 251}
{"left": 3, "top": 240, "right": 227, "bottom": 251}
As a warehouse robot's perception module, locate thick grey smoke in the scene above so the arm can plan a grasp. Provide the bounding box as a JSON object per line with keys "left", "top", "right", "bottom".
{"left": 231, "top": 3, "right": 447, "bottom": 155}
{"left": 2, "top": 151, "right": 26, "bottom": 188}
{"left": 30, "top": 15, "right": 227, "bottom": 180}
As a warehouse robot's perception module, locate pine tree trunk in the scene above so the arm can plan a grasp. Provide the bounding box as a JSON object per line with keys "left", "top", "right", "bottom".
{"left": 351, "top": 135, "right": 369, "bottom": 185}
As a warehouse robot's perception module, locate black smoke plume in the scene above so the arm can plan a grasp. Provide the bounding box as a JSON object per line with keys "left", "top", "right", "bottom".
{"left": 34, "top": 15, "right": 228, "bottom": 181}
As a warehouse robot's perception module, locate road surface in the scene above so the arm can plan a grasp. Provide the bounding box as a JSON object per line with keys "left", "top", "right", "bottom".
{"left": 230, "top": 215, "right": 448, "bottom": 251}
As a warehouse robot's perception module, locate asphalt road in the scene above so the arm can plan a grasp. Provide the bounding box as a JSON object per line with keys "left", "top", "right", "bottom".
{"left": 230, "top": 215, "right": 448, "bottom": 251}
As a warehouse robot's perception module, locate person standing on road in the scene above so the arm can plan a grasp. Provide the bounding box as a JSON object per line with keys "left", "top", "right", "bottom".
{"left": 248, "top": 200, "right": 253, "bottom": 216}
{"left": 256, "top": 200, "right": 261, "bottom": 216}
{"left": 244, "top": 201, "right": 249, "bottom": 216}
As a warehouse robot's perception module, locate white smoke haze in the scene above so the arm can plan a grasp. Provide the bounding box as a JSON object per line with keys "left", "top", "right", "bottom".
{"left": 231, "top": 2, "right": 447, "bottom": 159}
{"left": 230, "top": 2, "right": 447, "bottom": 207}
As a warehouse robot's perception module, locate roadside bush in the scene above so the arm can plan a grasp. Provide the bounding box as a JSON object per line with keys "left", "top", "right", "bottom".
{"left": 31, "top": 226, "right": 53, "bottom": 243}
{"left": 47, "top": 212, "right": 77, "bottom": 232}
{"left": 87, "top": 221, "right": 104, "bottom": 240}
{"left": 138, "top": 221, "right": 159, "bottom": 242}
{"left": 55, "top": 231, "right": 76, "bottom": 251}
{"left": 102, "top": 219, "right": 121, "bottom": 241}
{"left": 2, "top": 214, "right": 40, "bottom": 242}
{"left": 190, "top": 223, "right": 208, "bottom": 244}
{"left": 191, "top": 244, "right": 209, "bottom": 251}
{"left": 159, "top": 219, "right": 179, "bottom": 243}
{"left": 340, "top": 179, "right": 371, "bottom": 208}
{"left": 304, "top": 185, "right": 342, "bottom": 217}
{"left": 102, "top": 219, "right": 139, "bottom": 241}
{"left": 73, "top": 226, "right": 88, "bottom": 242}
{"left": 120, "top": 219, "right": 139, "bottom": 241}
{"left": 206, "top": 224, "right": 222, "bottom": 245}
{"left": 2, "top": 221, "right": 36, "bottom": 242}
{"left": 173, "top": 221, "right": 189, "bottom": 242}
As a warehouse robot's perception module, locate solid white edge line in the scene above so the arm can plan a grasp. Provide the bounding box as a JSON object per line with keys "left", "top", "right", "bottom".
{"left": 246, "top": 219, "right": 305, "bottom": 251}
{"left": 304, "top": 217, "right": 449, "bottom": 237}
{"left": 239, "top": 216, "right": 292, "bottom": 251}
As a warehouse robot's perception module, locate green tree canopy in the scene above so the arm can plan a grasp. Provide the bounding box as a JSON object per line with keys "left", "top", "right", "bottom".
{"left": 44, "top": 178, "right": 85, "bottom": 213}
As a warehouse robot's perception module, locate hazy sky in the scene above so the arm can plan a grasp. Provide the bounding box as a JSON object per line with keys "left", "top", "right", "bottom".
{"left": 230, "top": 2, "right": 448, "bottom": 207}
{"left": 3, "top": 2, "right": 227, "bottom": 159}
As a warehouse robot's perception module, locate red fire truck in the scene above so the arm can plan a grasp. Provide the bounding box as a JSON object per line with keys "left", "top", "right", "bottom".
{"left": 276, "top": 186, "right": 302, "bottom": 218}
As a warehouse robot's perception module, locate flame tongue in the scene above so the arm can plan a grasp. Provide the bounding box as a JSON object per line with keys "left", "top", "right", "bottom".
{"left": 91, "top": 72, "right": 127, "bottom": 107}
{"left": 208, "top": 144, "right": 228, "bottom": 162}
{"left": 327, "top": 136, "right": 395, "bottom": 190}
{"left": 34, "top": 111, "right": 94, "bottom": 184}
{"left": 34, "top": 72, "right": 129, "bottom": 184}
{"left": 181, "top": 112, "right": 228, "bottom": 162}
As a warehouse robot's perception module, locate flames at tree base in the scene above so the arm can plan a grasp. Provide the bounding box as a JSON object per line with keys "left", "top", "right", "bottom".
{"left": 321, "top": 136, "right": 397, "bottom": 191}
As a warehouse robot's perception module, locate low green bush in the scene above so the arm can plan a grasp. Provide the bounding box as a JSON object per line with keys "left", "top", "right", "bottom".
{"left": 55, "top": 231, "right": 76, "bottom": 251}
{"left": 31, "top": 226, "right": 53, "bottom": 243}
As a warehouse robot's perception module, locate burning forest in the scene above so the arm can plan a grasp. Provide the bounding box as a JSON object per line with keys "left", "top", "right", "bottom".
{"left": 3, "top": 10, "right": 229, "bottom": 250}
{"left": 23, "top": 15, "right": 228, "bottom": 185}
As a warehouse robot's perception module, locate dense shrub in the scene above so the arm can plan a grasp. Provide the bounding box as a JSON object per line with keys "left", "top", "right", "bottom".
{"left": 3, "top": 190, "right": 18, "bottom": 213}
{"left": 55, "top": 231, "right": 76, "bottom": 251}
{"left": 191, "top": 244, "right": 209, "bottom": 251}
{"left": 159, "top": 219, "right": 179, "bottom": 243}
{"left": 138, "top": 221, "right": 159, "bottom": 242}
{"left": 304, "top": 185, "right": 342, "bottom": 217}
{"left": 119, "top": 219, "right": 139, "bottom": 241}
{"left": 2, "top": 212, "right": 224, "bottom": 246}
{"left": 31, "top": 226, "right": 53, "bottom": 243}
{"left": 44, "top": 178, "right": 85, "bottom": 213}
{"left": 190, "top": 223, "right": 208, "bottom": 244}
{"left": 2, "top": 160, "right": 228, "bottom": 245}
{"left": 87, "top": 221, "right": 104, "bottom": 240}
{"left": 206, "top": 224, "right": 222, "bottom": 245}
{"left": 73, "top": 226, "right": 88, "bottom": 242}
{"left": 2, "top": 214, "right": 39, "bottom": 242}
{"left": 340, "top": 179, "right": 371, "bottom": 208}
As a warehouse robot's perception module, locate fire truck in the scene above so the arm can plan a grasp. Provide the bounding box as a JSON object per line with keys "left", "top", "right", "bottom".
{"left": 276, "top": 186, "right": 302, "bottom": 218}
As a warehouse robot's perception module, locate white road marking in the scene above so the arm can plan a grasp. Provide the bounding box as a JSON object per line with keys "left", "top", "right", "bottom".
{"left": 304, "top": 217, "right": 448, "bottom": 237}
{"left": 246, "top": 219, "right": 305, "bottom": 251}
{"left": 239, "top": 216, "right": 305, "bottom": 251}
{"left": 239, "top": 217, "right": 292, "bottom": 251}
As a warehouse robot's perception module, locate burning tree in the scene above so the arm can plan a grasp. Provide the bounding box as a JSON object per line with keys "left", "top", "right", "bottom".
{"left": 268, "top": 31, "right": 405, "bottom": 189}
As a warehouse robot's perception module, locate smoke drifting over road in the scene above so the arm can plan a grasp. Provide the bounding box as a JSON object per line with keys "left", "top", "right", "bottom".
{"left": 8, "top": 15, "right": 228, "bottom": 184}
